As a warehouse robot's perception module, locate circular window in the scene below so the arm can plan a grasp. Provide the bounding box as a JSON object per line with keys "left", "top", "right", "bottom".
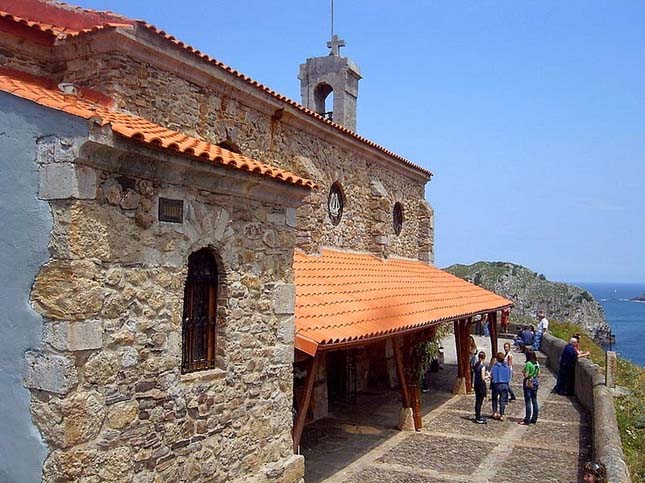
{"left": 393, "top": 202, "right": 403, "bottom": 235}
{"left": 328, "top": 182, "right": 344, "bottom": 226}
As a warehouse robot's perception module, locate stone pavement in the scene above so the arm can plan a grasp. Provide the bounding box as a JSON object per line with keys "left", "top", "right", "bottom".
{"left": 302, "top": 336, "right": 591, "bottom": 483}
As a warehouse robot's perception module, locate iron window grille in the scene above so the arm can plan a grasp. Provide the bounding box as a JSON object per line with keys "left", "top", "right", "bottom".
{"left": 159, "top": 198, "right": 184, "bottom": 223}
{"left": 181, "top": 249, "right": 218, "bottom": 373}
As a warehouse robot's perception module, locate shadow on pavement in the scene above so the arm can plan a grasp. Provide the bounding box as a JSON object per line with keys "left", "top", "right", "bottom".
{"left": 300, "top": 363, "right": 457, "bottom": 482}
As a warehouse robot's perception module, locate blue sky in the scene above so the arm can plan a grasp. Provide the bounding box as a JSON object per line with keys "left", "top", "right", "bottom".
{"left": 74, "top": 0, "right": 645, "bottom": 282}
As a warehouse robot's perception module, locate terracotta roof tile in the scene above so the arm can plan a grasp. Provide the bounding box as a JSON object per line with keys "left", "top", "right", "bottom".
{"left": 0, "top": 69, "right": 315, "bottom": 189}
{"left": 137, "top": 22, "right": 432, "bottom": 178}
{"left": 294, "top": 249, "right": 512, "bottom": 355}
{"left": 0, "top": 1, "right": 432, "bottom": 178}
{"left": 0, "top": 9, "right": 130, "bottom": 39}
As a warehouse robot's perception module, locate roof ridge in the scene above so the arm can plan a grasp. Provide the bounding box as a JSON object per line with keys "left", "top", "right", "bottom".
{"left": 0, "top": 0, "right": 135, "bottom": 34}
{"left": 134, "top": 21, "right": 432, "bottom": 178}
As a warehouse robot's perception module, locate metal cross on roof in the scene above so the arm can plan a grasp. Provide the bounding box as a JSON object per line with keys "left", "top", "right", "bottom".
{"left": 327, "top": 34, "right": 346, "bottom": 56}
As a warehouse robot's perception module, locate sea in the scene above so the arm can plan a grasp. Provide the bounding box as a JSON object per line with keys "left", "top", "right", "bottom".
{"left": 573, "top": 282, "right": 645, "bottom": 367}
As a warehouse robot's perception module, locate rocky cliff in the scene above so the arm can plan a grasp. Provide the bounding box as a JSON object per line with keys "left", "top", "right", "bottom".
{"left": 445, "top": 261, "right": 611, "bottom": 344}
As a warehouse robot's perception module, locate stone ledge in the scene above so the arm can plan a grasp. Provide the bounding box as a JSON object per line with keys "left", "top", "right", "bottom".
{"left": 179, "top": 367, "right": 226, "bottom": 384}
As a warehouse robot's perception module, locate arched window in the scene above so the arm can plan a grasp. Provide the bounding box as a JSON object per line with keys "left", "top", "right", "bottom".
{"left": 328, "top": 182, "right": 344, "bottom": 226}
{"left": 393, "top": 202, "right": 403, "bottom": 236}
{"left": 182, "top": 248, "right": 219, "bottom": 373}
{"left": 314, "top": 82, "right": 334, "bottom": 120}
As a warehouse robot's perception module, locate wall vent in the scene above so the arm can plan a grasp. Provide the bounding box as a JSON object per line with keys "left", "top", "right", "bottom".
{"left": 158, "top": 198, "right": 183, "bottom": 223}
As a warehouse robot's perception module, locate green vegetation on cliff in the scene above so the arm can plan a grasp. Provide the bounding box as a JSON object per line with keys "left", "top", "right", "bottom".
{"left": 445, "top": 261, "right": 611, "bottom": 343}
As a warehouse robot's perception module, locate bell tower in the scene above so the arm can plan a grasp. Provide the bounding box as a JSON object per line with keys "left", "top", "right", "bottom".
{"left": 298, "top": 34, "right": 362, "bottom": 131}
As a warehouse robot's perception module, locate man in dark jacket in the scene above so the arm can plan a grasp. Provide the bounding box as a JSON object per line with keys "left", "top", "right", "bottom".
{"left": 554, "top": 337, "right": 579, "bottom": 395}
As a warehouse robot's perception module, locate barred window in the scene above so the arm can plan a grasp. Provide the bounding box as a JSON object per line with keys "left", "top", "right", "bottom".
{"left": 393, "top": 202, "right": 403, "bottom": 236}
{"left": 181, "top": 249, "right": 218, "bottom": 373}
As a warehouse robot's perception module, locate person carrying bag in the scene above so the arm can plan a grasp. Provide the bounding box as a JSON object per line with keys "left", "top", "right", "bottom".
{"left": 519, "top": 350, "right": 540, "bottom": 425}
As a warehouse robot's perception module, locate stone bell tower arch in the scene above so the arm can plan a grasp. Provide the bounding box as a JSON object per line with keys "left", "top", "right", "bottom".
{"left": 298, "top": 34, "right": 362, "bottom": 132}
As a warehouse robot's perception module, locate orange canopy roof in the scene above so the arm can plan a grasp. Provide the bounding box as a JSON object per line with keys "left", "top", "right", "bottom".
{"left": 0, "top": 69, "right": 315, "bottom": 189}
{"left": 295, "top": 249, "right": 512, "bottom": 356}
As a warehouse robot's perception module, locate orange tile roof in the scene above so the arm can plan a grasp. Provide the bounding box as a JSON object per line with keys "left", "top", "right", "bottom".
{"left": 0, "top": 69, "right": 315, "bottom": 189}
{"left": 137, "top": 23, "right": 432, "bottom": 179}
{"left": 0, "top": 0, "right": 432, "bottom": 179}
{"left": 294, "top": 249, "right": 512, "bottom": 355}
{"left": 0, "top": 9, "right": 130, "bottom": 38}
{"left": 0, "top": 0, "right": 134, "bottom": 34}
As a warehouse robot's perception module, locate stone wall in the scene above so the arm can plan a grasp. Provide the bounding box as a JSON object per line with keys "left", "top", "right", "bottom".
{"left": 25, "top": 134, "right": 306, "bottom": 482}
{"left": 59, "top": 48, "right": 432, "bottom": 260}
{"left": 541, "top": 334, "right": 631, "bottom": 483}
{"left": 0, "top": 32, "right": 55, "bottom": 78}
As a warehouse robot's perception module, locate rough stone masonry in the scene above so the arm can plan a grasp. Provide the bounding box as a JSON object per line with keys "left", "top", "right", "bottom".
{"left": 0, "top": 3, "right": 436, "bottom": 482}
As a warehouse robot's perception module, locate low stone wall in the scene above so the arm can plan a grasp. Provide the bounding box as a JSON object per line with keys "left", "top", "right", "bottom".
{"left": 541, "top": 334, "right": 631, "bottom": 483}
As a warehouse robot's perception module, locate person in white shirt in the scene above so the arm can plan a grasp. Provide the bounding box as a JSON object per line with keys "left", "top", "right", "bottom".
{"left": 535, "top": 310, "right": 549, "bottom": 350}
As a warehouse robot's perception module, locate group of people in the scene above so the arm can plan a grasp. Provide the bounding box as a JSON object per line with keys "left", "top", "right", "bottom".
{"left": 470, "top": 340, "right": 540, "bottom": 425}
{"left": 512, "top": 310, "right": 550, "bottom": 352}
{"left": 466, "top": 311, "right": 608, "bottom": 482}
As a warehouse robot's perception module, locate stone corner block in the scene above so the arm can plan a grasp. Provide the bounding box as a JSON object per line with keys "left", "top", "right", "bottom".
{"left": 276, "top": 316, "right": 295, "bottom": 344}
{"left": 370, "top": 178, "right": 388, "bottom": 198}
{"left": 39, "top": 163, "right": 97, "bottom": 200}
{"left": 285, "top": 208, "right": 297, "bottom": 228}
{"left": 267, "top": 212, "right": 286, "bottom": 226}
{"left": 374, "top": 235, "right": 390, "bottom": 246}
{"left": 397, "top": 407, "right": 415, "bottom": 431}
{"left": 276, "top": 454, "right": 304, "bottom": 483}
{"left": 36, "top": 135, "right": 81, "bottom": 164}
{"left": 44, "top": 320, "right": 103, "bottom": 352}
{"left": 274, "top": 284, "right": 295, "bottom": 315}
{"left": 24, "top": 350, "right": 78, "bottom": 395}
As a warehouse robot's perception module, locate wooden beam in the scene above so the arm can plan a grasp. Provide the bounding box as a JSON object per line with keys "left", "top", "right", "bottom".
{"left": 292, "top": 353, "right": 320, "bottom": 453}
{"left": 392, "top": 336, "right": 410, "bottom": 408}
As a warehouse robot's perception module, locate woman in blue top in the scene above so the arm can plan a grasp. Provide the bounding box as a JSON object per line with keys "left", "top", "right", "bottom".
{"left": 490, "top": 352, "right": 511, "bottom": 421}
{"left": 518, "top": 350, "right": 540, "bottom": 425}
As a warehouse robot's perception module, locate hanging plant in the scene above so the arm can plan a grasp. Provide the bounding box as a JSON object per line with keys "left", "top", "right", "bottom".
{"left": 404, "top": 325, "right": 450, "bottom": 384}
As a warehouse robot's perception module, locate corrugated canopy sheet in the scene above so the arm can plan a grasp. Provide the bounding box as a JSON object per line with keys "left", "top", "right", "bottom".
{"left": 295, "top": 249, "right": 512, "bottom": 355}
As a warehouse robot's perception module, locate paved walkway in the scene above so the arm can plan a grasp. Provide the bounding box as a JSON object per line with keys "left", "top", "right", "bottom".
{"left": 301, "top": 336, "right": 591, "bottom": 483}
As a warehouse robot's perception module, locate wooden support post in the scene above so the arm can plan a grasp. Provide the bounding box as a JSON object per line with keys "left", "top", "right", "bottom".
{"left": 392, "top": 337, "right": 410, "bottom": 407}
{"left": 453, "top": 319, "right": 469, "bottom": 394}
{"left": 292, "top": 353, "right": 319, "bottom": 453}
{"left": 489, "top": 311, "right": 498, "bottom": 357}
{"left": 454, "top": 320, "right": 463, "bottom": 378}
{"left": 462, "top": 318, "right": 473, "bottom": 393}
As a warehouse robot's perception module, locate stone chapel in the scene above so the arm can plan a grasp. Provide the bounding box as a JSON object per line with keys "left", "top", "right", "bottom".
{"left": 0, "top": 1, "right": 511, "bottom": 482}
